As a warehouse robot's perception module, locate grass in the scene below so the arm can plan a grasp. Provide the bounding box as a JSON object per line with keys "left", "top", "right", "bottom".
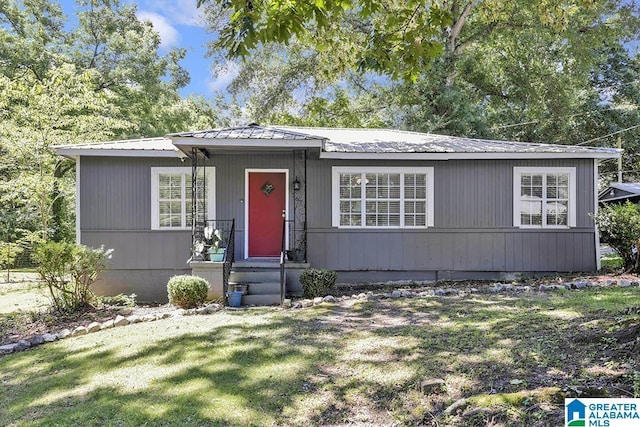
{"left": 0, "top": 285, "right": 638, "bottom": 426}
{"left": 0, "top": 278, "right": 49, "bottom": 314}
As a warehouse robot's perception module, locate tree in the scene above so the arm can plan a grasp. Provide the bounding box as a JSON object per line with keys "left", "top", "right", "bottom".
{"left": 0, "top": 0, "right": 220, "bottom": 251}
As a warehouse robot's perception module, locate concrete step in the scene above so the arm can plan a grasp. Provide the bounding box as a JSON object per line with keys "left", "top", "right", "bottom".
{"left": 229, "top": 270, "right": 281, "bottom": 283}
{"left": 242, "top": 294, "right": 281, "bottom": 306}
{"left": 247, "top": 282, "right": 281, "bottom": 295}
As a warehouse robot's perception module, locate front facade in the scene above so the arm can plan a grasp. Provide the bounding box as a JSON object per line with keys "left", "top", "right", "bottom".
{"left": 56, "top": 126, "right": 620, "bottom": 302}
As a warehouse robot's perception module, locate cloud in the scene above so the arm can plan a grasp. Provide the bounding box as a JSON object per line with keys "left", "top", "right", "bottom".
{"left": 207, "top": 62, "right": 240, "bottom": 92}
{"left": 137, "top": 11, "right": 180, "bottom": 49}
{"left": 138, "top": 0, "right": 204, "bottom": 27}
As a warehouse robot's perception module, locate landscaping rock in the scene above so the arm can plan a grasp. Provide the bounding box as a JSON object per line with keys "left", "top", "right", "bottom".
{"left": 42, "top": 333, "right": 57, "bottom": 343}
{"left": 313, "top": 297, "right": 324, "bottom": 305}
{"left": 0, "top": 343, "right": 17, "bottom": 354}
{"left": 171, "top": 309, "right": 185, "bottom": 317}
{"left": 435, "top": 289, "right": 445, "bottom": 296}
{"left": 126, "top": 315, "right": 141, "bottom": 324}
{"left": 539, "top": 284, "right": 551, "bottom": 291}
{"left": 618, "top": 279, "right": 632, "bottom": 288}
{"left": 444, "top": 398, "right": 468, "bottom": 415}
{"left": 159, "top": 312, "right": 172, "bottom": 319}
{"left": 470, "top": 288, "right": 479, "bottom": 293}
{"left": 391, "top": 290, "right": 402, "bottom": 298}
{"left": 487, "top": 284, "right": 502, "bottom": 293}
{"left": 323, "top": 295, "right": 337, "bottom": 303}
{"left": 420, "top": 378, "right": 446, "bottom": 394}
{"left": 15, "top": 340, "right": 31, "bottom": 351}
{"left": 113, "top": 315, "right": 129, "bottom": 327}
{"left": 400, "top": 290, "right": 413, "bottom": 297}
{"left": 292, "top": 301, "right": 302, "bottom": 309}
{"left": 282, "top": 299, "right": 292, "bottom": 308}
{"left": 101, "top": 320, "right": 115, "bottom": 330}
{"left": 358, "top": 293, "right": 367, "bottom": 299}
{"left": 202, "top": 303, "right": 222, "bottom": 313}
{"left": 71, "top": 326, "right": 88, "bottom": 336}
{"left": 30, "top": 335, "right": 45, "bottom": 346}
{"left": 87, "top": 322, "right": 101, "bottom": 333}
{"left": 300, "top": 299, "right": 313, "bottom": 308}
{"left": 56, "top": 329, "right": 71, "bottom": 339}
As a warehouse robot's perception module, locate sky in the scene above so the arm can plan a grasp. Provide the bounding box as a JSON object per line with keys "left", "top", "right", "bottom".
{"left": 63, "top": 0, "right": 237, "bottom": 98}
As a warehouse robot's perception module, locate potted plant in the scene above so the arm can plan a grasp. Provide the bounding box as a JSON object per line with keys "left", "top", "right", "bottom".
{"left": 205, "top": 226, "right": 226, "bottom": 262}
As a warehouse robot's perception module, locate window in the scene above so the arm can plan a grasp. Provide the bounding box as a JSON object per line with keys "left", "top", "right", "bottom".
{"left": 513, "top": 167, "right": 576, "bottom": 228}
{"left": 332, "top": 167, "right": 434, "bottom": 228}
{"left": 151, "top": 167, "right": 215, "bottom": 230}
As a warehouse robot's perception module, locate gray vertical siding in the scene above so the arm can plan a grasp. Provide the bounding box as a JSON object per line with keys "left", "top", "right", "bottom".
{"left": 306, "top": 158, "right": 596, "bottom": 273}
{"left": 80, "top": 153, "right": 598, "bottom": 300}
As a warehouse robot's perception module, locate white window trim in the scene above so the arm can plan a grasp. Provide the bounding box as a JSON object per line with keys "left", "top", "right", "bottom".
{"left": 151, "top": 166, "right": 216, "bottom": 230}
{"left": 513, "top": 167, "right": 576, "bottom": 229}
{"left": 331, "top": 166, "right": 435, "bottom": 228}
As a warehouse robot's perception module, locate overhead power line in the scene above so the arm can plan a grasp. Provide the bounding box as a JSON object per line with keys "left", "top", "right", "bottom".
{"left": 576, "top": 123, "right": 640, "bottom": 146}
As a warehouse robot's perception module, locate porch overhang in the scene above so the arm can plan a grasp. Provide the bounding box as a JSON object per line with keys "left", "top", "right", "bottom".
{"left": 170, "top": 137, "right": 324, "bottom": 158}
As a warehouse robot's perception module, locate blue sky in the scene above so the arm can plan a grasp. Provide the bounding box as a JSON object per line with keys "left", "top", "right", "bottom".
{"left": 63, "top": 0, "right": 236, "bottom": 99}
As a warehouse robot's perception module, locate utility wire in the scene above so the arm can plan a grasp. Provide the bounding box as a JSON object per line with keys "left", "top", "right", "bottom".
{"left": 576, "top": 123, "right": 640, "bottom": 146}
{"left": 491, "top": 105, "right": 637, "bottom": 130}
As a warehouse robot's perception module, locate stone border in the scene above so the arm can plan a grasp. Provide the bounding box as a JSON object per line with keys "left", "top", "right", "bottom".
{"left": 2, "top": 278, "right": 638, "bottom": 356}
{"left": 0, "top": 303, "right": 223, "bottom": 356}
{"left": 283, "top": 278, "right": 640, "bottom": 308}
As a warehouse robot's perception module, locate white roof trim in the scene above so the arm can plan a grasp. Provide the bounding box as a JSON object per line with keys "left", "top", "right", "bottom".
{"left": 319, "top": 151, "right": 620, "bottom": 160}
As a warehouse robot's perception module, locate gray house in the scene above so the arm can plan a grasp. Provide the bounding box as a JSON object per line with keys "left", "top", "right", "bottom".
{"left": 55, "top": 125, "right": 620, "bottom": 303}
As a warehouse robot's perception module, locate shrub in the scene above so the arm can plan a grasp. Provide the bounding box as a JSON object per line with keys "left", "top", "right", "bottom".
{"left": 167, "top": 275, "right": 209, "bottom": 308}
{"left": 299, "top": 268, "right": 337, "bottom": 298}
{"left": 32, "top": 242, "right": 113, "bottom": 313}
{"left": 592, "top": 202, "right": 640, "bottom": 272}
{"left": 100, "top": 293, "right": 137, "bottom": 307}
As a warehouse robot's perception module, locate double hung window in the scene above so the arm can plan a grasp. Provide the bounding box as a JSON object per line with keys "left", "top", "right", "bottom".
{"left": 332, "top": 167, "right": 434, "bottom": 228}
{"left": 513, "top": 167, "right": 576, "bottom": 228}
{"left": 151, "top": 167, "right": 215, "bottom": 230}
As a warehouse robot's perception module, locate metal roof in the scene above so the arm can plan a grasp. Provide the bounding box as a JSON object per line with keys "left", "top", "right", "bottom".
{"left": 54, "top": 137, "right": 179, "bottom": 158}
{"left": 610, "top": 182, "right": 640, "bottom": 194}
{"left": 54, "top": 125, "right": 621, "bottom": 159}
{"left": 168, "top": 125, "right": 319, "bottom": 141}
{"left": 277, "top": 126, "right": 620, "bottom": 155}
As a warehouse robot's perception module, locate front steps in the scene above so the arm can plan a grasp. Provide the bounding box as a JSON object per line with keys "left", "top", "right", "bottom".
{"left": 229, "top": 260, "right": 282, "bottom": 306}
{"left": 228, "top": 259, "right": 311, "bottom": 306}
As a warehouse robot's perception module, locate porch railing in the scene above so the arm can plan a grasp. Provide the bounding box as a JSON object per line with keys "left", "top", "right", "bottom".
{"left": 280, "top": 216, "right": 286, "bottom": 305}
{"left": 193, "top": 219, "right": 235, "bottom": 300}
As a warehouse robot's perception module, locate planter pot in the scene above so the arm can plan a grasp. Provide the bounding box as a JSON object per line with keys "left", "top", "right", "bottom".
{"left": 226, "top": 291, "right": 243, "bottom": 307}
{"left": 208, "top": 247, "right": 226, "bottom": 262}
{"left": 292, "top": 248, "right": 305, "bottom": 263}
{"left": 286, "top": 249, "right": 305, "bottom": 262}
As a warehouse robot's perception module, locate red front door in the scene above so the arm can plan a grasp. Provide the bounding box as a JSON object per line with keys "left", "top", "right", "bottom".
{"left": 248, "top": 172, "right": 286, "bottom": 257}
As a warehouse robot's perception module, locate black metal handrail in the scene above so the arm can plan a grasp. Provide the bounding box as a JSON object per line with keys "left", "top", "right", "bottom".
{"left": 223, "top": 219, "right": 235, "bottom": 299}
{"left": 279, "top": 215, "right": 286, "bottom": 305}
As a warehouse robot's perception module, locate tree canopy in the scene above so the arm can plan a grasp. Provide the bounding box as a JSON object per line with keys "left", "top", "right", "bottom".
{"left": 0, "top": 0, "right": 219, "bottom": 256}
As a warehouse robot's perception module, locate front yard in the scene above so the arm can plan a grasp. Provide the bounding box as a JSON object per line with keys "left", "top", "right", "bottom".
{"left": 0, "top": 280, "right": 639, "bottom": 426}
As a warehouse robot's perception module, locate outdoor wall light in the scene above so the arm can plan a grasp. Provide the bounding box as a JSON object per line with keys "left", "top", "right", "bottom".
{"left": 293, "top": 178, "right": 301, "bottom": 191}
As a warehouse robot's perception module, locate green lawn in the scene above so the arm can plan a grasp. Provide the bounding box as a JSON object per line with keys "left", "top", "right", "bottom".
{"left": 0, "top": 276, "right": 49, "bottom": 314}
{"left": 1, "top": 286, "right": 638, "bottom": 426}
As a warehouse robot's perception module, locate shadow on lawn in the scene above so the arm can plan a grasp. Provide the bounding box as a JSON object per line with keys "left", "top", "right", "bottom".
{"left": 0, "top": 288, "right": 636, "bottom": 426}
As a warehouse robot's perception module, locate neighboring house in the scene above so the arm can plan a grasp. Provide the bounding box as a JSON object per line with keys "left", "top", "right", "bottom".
{"left": 55, "top": 125, "right": 620, "bottom": 303}
{"left": 598, "top": 182, "right": 640, "bottom": 204}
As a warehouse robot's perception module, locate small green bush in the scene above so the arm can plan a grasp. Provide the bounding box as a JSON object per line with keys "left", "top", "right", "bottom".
{"left": 100, "top": 293, "right": 137, "bottom": 307}
{"left": 33, "top": 242, "right": 112, "bottom": 313}
{"left": 592, "top": 202, "right": 640, "bottom": 272}
{"left": 299, "top": 268, "right": 337, "bottom": 298}
{"left": 167, "top": 275, "right": 209, "bottom": 308}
